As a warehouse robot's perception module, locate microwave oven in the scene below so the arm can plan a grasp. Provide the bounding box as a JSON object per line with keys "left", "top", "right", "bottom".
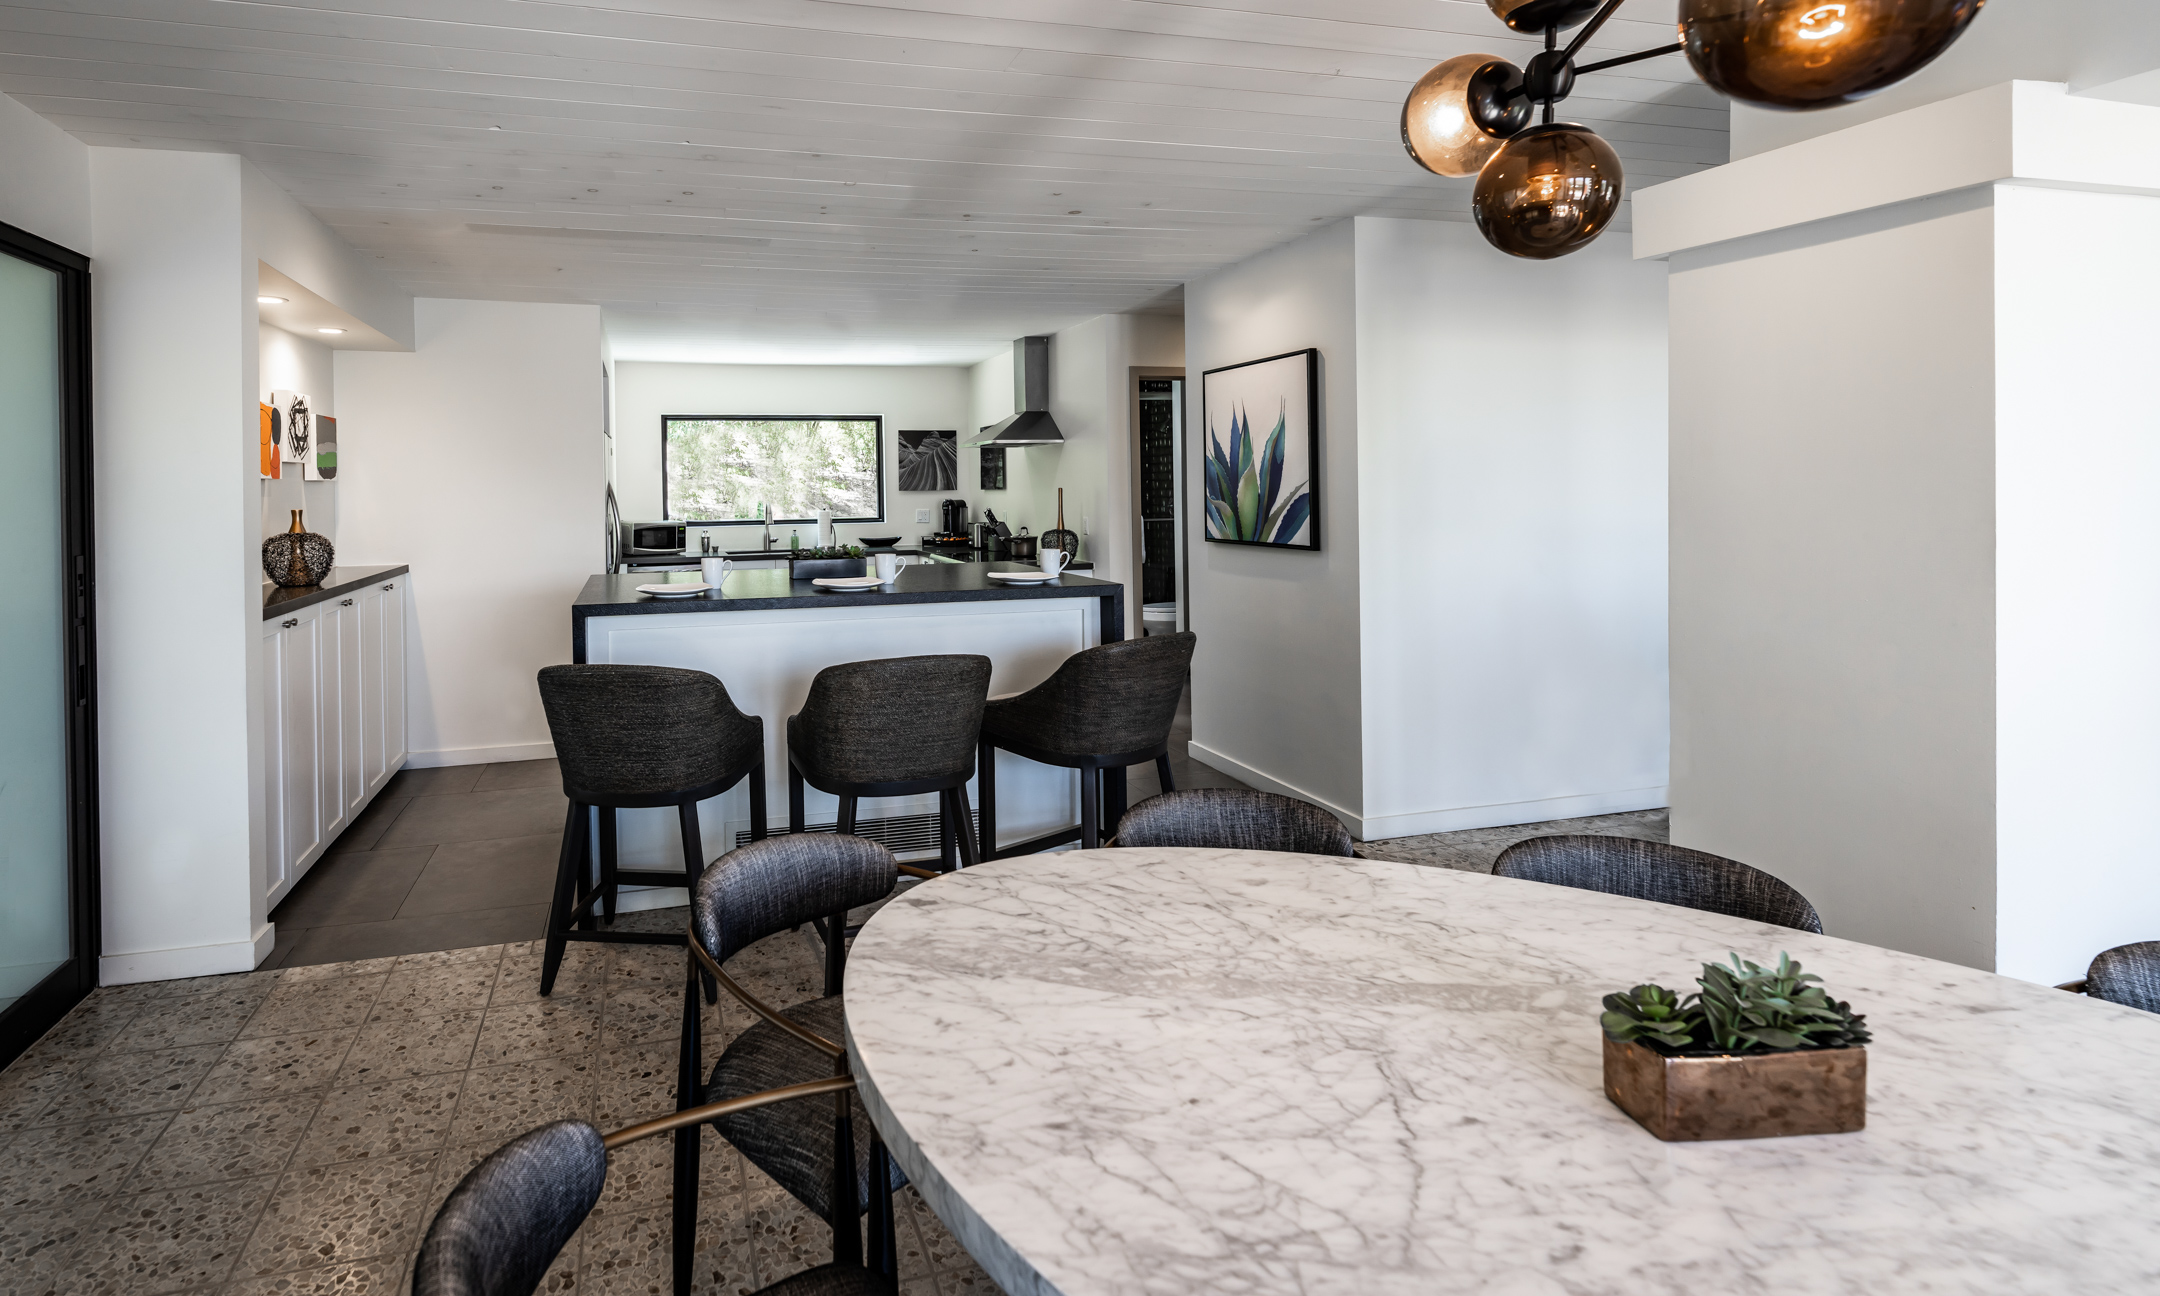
{"left": 621, "top": 521, "right": 686, "bottom": 554}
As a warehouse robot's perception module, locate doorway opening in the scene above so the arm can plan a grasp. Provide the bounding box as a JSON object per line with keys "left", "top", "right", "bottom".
{"left": 1131, "top": 369, "right": 1184, "bottom": 637}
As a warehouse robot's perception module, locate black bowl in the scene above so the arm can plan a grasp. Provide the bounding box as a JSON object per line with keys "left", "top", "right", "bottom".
{"left": 859, "top": 536, "right": 901, "bottom": 547}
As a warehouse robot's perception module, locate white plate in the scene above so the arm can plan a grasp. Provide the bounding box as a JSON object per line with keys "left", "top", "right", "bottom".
{"left": 637, "top": 582, "right": 712, "bottom": 598}
{"left": 987, "top": 570, "right": 1060, "bottom": 583}
{"left": 812, "top": 575, "right": 887, "bottom": 589}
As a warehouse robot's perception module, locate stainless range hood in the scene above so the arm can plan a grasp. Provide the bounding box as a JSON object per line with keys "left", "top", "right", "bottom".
{"left": 971, "top": 336, "right": 1064, "bottom": 447}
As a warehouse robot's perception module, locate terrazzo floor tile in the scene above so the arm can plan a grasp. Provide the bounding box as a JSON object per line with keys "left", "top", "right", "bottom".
{"left": 221, "top": 1253, "right": 413, "bottom": 1296}
{"left": 126, "top": 1093, "right": 322, "bottom": 1190}
{"left": 366, "top": 963, "right": 504, "bottom": 1024}
{"left": 0, "top": 1200, "right": 92, "bottom": 1296}
{"left": 0, "top": 1055, "right": 80, "bottom": 1132}
{"left": 490, "top": 947, "right": 605, "bottom": 1007}
{"left": 34, "top": 1043, "right": 225, "bottom": 1125}
{"left": 72, "top": 1173, "right": 279, "bottom": 1295}
{"left": 589, "top": 1039, "right": 686, "bottom": 1130}
{"left": 446, "top": 1057, "right": 593, "bottom": 1146}
{"left": 1, "top": 1113, "right": 172, "bottom": 1208}
{"left": 334, "top": 1011, "right": 484, "bottom": 1085}
{"left": 190, "top": 1030, "right": 361, "bottom": 1106}
{"left": 291, "top": 1073, "right": 464, "bottom": 1168}
{"left": 470, "top": 995, "right": 604, "bottom": 1066}
{"left": 27, "top": 993, "right": 143, "bottom": 1060}
{"left": 278, "top": 958, "right": 398, "bottom": 986}
{"left": 244, "top": 977, "right": 390, "bottom": 1039}
{"left": 239, "top": 1149, "right": 440, "bottom": 1277}
{"left": 106, "top": 983, "right": 279, "bottom": 1054}
{"left": 579, "top": 1204, "right": 758, "bottom": 1296}
{"left": 600, "top": 984, "right": 693, "bottom": 1049}
{"left": 389, "top": 945, "right": 510, "bottom": 970}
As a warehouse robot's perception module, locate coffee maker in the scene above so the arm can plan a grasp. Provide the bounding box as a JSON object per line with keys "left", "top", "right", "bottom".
{"left": 939, "top": 499, "right": 969, "bottom": 536}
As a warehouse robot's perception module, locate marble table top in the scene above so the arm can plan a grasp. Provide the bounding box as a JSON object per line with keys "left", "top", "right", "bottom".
{"left": 844, "top": 849, "right": 2160, "bottom": 1295}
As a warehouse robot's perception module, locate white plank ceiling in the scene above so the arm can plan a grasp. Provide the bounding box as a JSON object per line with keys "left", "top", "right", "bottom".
{"left": 0, "top": 0, "right": 1725, "bottom": 362}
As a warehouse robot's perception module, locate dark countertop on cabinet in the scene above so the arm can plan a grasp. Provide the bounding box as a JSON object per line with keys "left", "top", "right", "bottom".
{"left": 573, "top": 563, "right": 1123, "bottom": 661}
{"left": 263, "top": 564, "right": 410, "bottom": 620}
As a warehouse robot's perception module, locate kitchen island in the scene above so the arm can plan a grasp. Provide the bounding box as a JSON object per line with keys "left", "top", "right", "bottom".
{"left": 572, "top": 563, "right": 1124, "bottom": 903}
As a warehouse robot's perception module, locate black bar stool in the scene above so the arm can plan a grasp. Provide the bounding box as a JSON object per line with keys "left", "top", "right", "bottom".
{"left": 977, "top": 631, "right": 1195, "bottom": 857}
{"left": 785, "top": 655, "right": 992, "bottom": 872}
{"left": 536, "top": 664, "right": 767, "bottom": 995}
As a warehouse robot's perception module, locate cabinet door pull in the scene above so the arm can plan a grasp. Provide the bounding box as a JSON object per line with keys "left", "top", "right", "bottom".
{"left": 282, "top": 618, "right": 299, "bottom": 628}
{"left": 382, "top": 584, "right": 396, "bottom": 591}
{"left": 340, "top": 598, "right": 354, "bottom": 607}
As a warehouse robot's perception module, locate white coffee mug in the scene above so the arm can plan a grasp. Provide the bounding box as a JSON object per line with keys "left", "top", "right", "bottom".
{"left": 1039, "top": 548, "right": 1072, "bottom": 576}
{"left": 874, "top": 553, "right": 901, "bottom": 583}
{"left": 699, "top": 557, "right": 733, "bottom": 587}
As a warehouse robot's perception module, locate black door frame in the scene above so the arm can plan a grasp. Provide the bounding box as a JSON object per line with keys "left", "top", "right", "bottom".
{"left": 0, "top": 216, "right": 100, "bottom": 1071}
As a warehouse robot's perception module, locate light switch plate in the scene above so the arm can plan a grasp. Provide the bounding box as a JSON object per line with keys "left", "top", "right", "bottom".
{"left": 915, "top": 508, "right": 931, "bottom": 524}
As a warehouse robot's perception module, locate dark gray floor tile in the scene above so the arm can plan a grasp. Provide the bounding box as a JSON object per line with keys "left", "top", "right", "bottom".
{"left": 34, "top": 1045, "right": 225, "bottom": 1126}
{"left": 382, "top": 765, "right": 484, "bottom": 799}
{"left": 395, "top": 834, "right": 559, "bottom": 919}
{"left": 0, "top": 1113, "right": 170, "bottom": 1208}
{"left": 125, "top": 1093, "right": 321, "bottom": 1191}
{"left": 474, "top": 758, "right": 560, "bottom": 791}
{"left": 280, "top": 908, "right": 551, "bottom": 970}
{"left": 239, "top": 1150, "right": 438, "bottom": 1277}
{"left": 75, "top": 1172, "right": 279, "bottom": 1294}
{"left": 375, "top": 787, "right": 568, "bottom": 850}
{"left": 326, "top": 796, "right": 416, "bottom": 856}
{"left": 0, "top": 1199, "right": 92, "bottom": 1296}
{"left": 275, "top": 848, "right": 435, "bottom": 928}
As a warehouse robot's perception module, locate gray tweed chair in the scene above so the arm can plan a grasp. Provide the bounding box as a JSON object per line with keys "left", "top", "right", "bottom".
{"left": 979, "top": 632, "right": 1196, "bottom": 857}
{"left": 1111, "top": 788, "right": 1354, "bottom": 856}
{"left": 1491, "top": 835, "right": 1823, "bottom": 933}
{"left": 787, "top": 655, "right": 991, "bottom": 872}
{"left": 674, "top": 833, "right": 934, "bottom": 1296}
{"left": 2060, "top": 941, "right": 2160, "bottom": 1012}
{"left": 414, "top": 1118, "right": 891, "bottom": 1296}
{"left": 536, "top": 664, "right": 767, "bottom": 996}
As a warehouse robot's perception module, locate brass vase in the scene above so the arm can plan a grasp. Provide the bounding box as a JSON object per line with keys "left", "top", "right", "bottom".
{"left": 262, "top": 510, "right": 335, "bottom": 588}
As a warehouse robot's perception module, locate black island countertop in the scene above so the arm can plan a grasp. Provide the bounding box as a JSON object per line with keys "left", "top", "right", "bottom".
{"left": 572, "top": 563, "right": 1123, "bottom": 661}
{"left": 263, "top": 564, "right": 410, "bottom": 620}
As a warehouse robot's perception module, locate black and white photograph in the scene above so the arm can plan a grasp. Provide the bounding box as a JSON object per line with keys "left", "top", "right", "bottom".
{"left": 898, "top": 428, "right": 958, "bottom": 492}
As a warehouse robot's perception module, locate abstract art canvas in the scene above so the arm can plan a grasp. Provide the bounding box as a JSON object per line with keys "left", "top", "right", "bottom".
{"left": 898, "top": 429, "right": 958, "bottom": 492}
{"left": 305, "top": 414, "right": 338, "bottom": 481}
{"left": 259, "top": 401, "right": 280, "bottom": 479}
{"left": 272, "top": 390, "right": 312, "bottom": 466}
{"left": 1200, "top": 348, "right": 1319, "bottom": 550}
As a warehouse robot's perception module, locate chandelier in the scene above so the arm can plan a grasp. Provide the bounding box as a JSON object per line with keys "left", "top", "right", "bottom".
{"left": 1403, "top": 0, "right": 1988, "bottom": 258}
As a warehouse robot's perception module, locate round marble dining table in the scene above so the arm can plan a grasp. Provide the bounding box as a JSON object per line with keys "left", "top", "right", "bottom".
{"left": 844, "top": 847, "right": 2160, "bottom": 1295}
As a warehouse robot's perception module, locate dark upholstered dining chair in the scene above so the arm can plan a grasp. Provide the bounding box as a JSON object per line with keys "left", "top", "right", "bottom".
{"left": 1491, "top": 835, "right": 1824, "bottom": 933}
{"left": 2059, "top": 941, "right": 2160, "bottom": 1012}
{"left": 413, "top": 1118, "right": 892, "bottom": 1296}
{"left": 787, "top": 655, "right": 991, "bottom": 872}
{"left": 536, "top": 664, "right": 767, "bottom": 996}
{"left": 978, "top": 632, "right": 1196, "bottom": 857}
{"left": 1110, "top": 788, "right": 1354, "bottom": 857}
{"left": 673, "top": 833, "right": 937, "bottom": 1296}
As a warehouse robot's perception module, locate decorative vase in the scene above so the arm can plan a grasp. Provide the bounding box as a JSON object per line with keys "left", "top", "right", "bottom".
{"left": 1043, "top": 487, "right": 1078, "bottom": 558}
{"left": 263, "top": 510, "right": 335, "bottom": 588}
{"left": 1602, "top": 1036, "right": 1866, "bottom": 1142}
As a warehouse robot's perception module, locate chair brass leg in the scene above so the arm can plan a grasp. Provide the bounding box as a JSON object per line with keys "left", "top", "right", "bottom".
{"left": 599, "top": 806, "right": 620, "bottom": 925}
{"left": 978, "top": 739, "right": 999, "bottom": 861}
{"left": 748, "top": 760, "right": 769, "bottom": 840}
{"left": 541, "top": 801, "right": 582, "bottom": 996}
{"left": 1080, "top": 768, "right": 1100, "bottom": 850}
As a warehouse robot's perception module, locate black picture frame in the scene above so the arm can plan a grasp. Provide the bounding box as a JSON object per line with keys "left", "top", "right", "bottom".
{"left": 660, "top": 414, "right": 886, "bottom": 524}
{"left": 0, "top": 216, "right": 99, "bottom": 1072}
{"left": 1199, "top": 347, "right": 1320, "bottom": 551}
{"left": 897, "top": 429, "right": 959, "bottom": 493}
{"left": 980, "top": 446, "right": 1007, "bottom": 490}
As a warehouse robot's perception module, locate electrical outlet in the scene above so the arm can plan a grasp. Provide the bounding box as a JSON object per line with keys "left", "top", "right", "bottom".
{"left": 915, "top": 508, "right": 931, "bottom": 524}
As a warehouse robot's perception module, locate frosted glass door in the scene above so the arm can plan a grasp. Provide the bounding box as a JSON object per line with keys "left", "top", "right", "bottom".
{"left": 0, "top": 247, "right": 67, "bottom": 1015}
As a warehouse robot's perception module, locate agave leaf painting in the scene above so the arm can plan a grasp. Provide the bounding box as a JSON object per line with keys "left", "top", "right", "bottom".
{"left": 1200, "top": 349, "right": 1319, "bottom": 549}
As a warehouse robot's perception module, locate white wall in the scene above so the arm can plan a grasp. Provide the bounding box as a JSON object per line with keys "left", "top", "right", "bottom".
{"left": 0, "top": 89, "right": 89, "bottom": 250}
{"left": 337, "top": 299, "right": 605, "bottom": 767}
{"left": 1185, "top": 221, "right": 1365, "bottom": 818}
{"left": 1353, "top": 217, "right": 1670, "bottom": 838}
{"left": 257, "top": 324, "right": 336, "bottom": 544}
{"left": 1042, "top": 314, "right": 1185, "bottom": 600}
{"left": 612, "top": 362, "right": 970, "bottom": 545}
{"left": 90, "top": 148, "right": 264, "bottom": 982}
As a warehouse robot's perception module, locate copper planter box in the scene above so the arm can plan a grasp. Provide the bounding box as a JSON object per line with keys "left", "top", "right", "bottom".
{"left": 1602, "top": 1037, "right": 1866, "bottom": 1141}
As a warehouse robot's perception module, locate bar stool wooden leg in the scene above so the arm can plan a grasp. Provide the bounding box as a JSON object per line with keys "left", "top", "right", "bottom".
{"left": 1104, "top": 767, "right": 1128, "bottom": 837}
{"left": 748, "top": 760, "right": 768, "bottom": 840}
{"left": 678, "top": 801, "right": 717, "bottom": 1005}
{"left": 1156, "top": 751, "right": 1176, "bottom": 794}
{"left": 1079, "top": 768, "right": 1100, "bottom": 849}
{"left": 952, "top": 783, "right": 980, "bottom": 869}
{"left": 837, "top": 795, "right": 858, "bottom": 836}
{"left": 938, "top": 789, "right": 958, "bottom": 873}
{"left": 599, "top": 806, "right": 621, "bottom": 924}
{"left": 672, "top": 955, "right": 701, "bottom": 1296}
{"left": 788, "top": 761, "right": 806, "bottom": 838}
{"left": 541, "top": 801, "right": 582, "bottom": 996}
{"left": 977, "top": 739, "right": 998, "bottom": 861}
{"left": 575, "top": 806, "right": 598, "bottom": 933}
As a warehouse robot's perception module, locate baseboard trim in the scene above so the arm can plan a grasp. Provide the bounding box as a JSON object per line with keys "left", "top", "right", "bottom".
{"left": 404, "top": 741, "right": 556, "bottom": 769}
{"left": 100, "top": 934, "right": 264, "bottom": 987}
{"left": 1183, "top": 741, "right": 1666, "bottom": 843}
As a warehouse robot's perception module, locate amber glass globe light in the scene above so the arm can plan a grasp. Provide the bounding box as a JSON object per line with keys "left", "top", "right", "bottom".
{"left": 1487, "top": 0, "right": 1608, "bottom": 32}
{"left": 1471, "top": 123, "right": 1623, "bottom": 259}
{"left": 1680, "top": 0, "right": 1988, "bottom": 109}
{"left": 1401, "top": 54, "right": 1527, "bottom": 178}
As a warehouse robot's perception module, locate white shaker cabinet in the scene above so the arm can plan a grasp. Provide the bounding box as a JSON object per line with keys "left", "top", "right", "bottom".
{"left": 261, "top": 572, "right": 409, "bottom": 908}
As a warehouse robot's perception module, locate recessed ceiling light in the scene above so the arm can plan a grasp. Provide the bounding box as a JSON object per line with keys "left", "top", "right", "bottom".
{"left": 317, "top": 327, "right": 346, "bottom": 334}
{"left": 258, "top": 295, "right": 287, "bottom": 304}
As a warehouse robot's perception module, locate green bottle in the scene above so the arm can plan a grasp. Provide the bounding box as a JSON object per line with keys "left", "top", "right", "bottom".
{"left": 789, "top": 529, "right": 801, "bottom": 552}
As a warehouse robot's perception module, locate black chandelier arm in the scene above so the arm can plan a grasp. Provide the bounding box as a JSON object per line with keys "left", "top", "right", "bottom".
{"left": 1574, "top": 41, "right": 1685, "bottom": 75}
{"left": 1561, "top": 0, "right": 1631, "bottom": 63}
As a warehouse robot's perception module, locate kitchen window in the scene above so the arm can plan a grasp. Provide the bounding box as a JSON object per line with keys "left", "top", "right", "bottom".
{"left": 663, "top": 415, "right": 884, "bottom": 523}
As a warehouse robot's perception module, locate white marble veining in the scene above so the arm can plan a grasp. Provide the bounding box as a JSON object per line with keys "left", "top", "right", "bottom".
{"left": 844, "top": 849, "right": 2160, "bottom": 1295}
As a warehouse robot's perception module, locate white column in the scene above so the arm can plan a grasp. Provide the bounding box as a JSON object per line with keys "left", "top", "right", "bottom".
{"left": 1638, "top": 82, "right": 2160, "bottom": 981}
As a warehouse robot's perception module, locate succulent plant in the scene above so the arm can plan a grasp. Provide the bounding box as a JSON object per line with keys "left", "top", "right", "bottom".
{"left": 1600, "top": 952, "right": 1870, "bottom": 1057}
{"left": 793, "top": 545, "right": 866, "bottom": 560}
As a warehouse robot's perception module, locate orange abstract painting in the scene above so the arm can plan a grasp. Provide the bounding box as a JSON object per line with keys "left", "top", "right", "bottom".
{"left": 259, "top": 401, "right": 280, "bottom": 479}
